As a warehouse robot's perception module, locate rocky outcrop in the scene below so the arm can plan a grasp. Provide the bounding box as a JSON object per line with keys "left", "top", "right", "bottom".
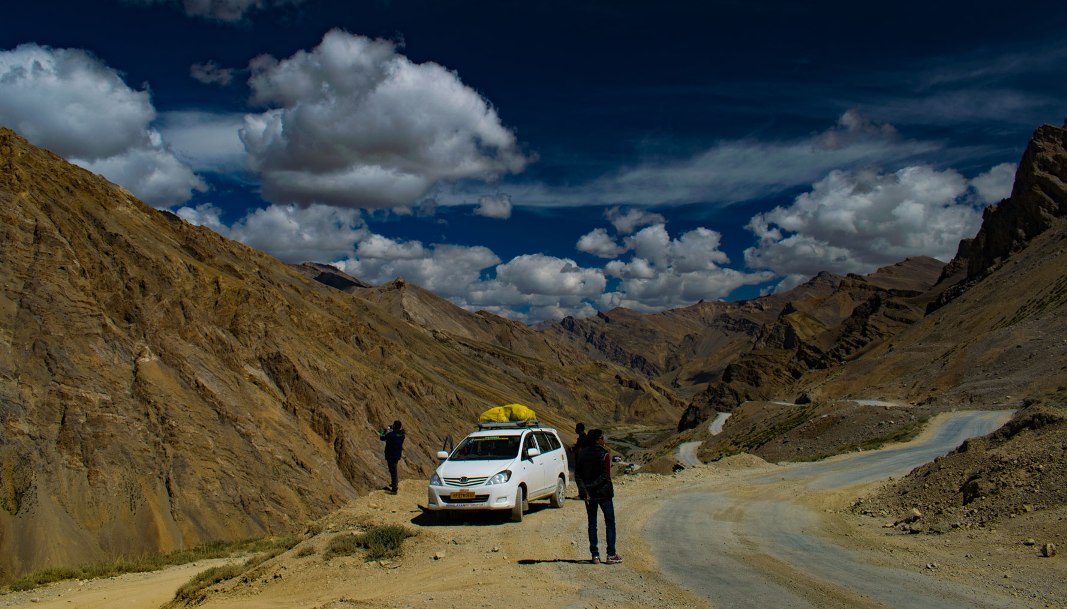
{"left": 965, "top": 124, "right": 1067, "bottom": 278}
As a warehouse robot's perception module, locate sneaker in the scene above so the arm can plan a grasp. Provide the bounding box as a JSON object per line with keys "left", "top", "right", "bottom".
{"left": 591, "top": 556, "right": 601, "bottom": 564}
{"left": 605, "top": 554, "right": 623, "bottom": 564}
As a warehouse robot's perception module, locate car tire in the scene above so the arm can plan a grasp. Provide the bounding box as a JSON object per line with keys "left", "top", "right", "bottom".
{"left": 549, "top": 477, "right": 565, "bottom": 508}
{"left": 510, "top": 487, "right": 525, "bottom": 522}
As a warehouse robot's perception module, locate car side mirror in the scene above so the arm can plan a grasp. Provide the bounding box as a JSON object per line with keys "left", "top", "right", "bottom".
{"left": 436, "top": 450, "right": 449, "bottom": 460}
{"left": 526, "top": 448, "right": 541, "bottom": 458}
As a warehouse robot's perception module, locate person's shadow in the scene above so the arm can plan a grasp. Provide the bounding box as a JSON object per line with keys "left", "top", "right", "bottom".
{"left": 410, "top": 504, "right": 551, "bottom": 527}
{"left": 517, "top": 558, "right": 591, "bottom": 565}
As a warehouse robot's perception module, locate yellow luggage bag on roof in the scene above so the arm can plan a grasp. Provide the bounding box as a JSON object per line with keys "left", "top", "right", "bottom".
{"left": 478, "top": 403, "right": 537, "bottom": 422}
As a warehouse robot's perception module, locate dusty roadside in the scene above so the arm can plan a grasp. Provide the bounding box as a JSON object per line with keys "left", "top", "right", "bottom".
{"left": 2, "top": 412, "right": 1062, "bottom": 609}
{"left": 0, "top": 558, "right": 237, "bottom": 609}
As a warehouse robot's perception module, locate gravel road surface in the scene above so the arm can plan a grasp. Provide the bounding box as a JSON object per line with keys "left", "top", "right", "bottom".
{"left": 650, "top": 410, "right": 1016, "bottom": 609}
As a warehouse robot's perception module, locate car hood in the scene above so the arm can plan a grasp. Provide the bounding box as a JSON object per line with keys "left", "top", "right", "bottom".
{"left": 435, "top": 459, "right": 516, "bottom": 479}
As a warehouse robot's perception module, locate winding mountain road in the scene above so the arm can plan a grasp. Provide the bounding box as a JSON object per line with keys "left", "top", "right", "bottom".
{"left": 650, "top": 410, "right": 1016, "bottom": 609}
{"left": 677, "top": 412, "right": 732, "bottom": 466}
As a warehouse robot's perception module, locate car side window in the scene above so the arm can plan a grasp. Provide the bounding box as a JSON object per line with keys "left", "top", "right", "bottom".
{"left": 546, "top": 432, "right": 562, "bottom": 452}
{"left": 534, "top": 431, "right": 559, "bottom": 453}
{"left": 522, "top": 433, "right": 538, "bottom": 458}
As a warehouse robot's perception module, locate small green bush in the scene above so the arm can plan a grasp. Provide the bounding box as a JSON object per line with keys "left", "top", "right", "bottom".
{"left": 360, "top": 525, "right": 415, "bottom": 560}
{"left": 324, "top": 525, "right": 414, "bottom": 561}
{"left": 323, "top": 534, "right": 363, "bottom": 559}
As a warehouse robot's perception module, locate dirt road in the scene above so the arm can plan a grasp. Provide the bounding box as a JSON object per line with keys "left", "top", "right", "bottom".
{"left": 678, "top": 412, "right": 731, "bottom": 465}
{"left": 0, "top": 559, "right": 235, "bottom": 609}
{"left": 650, "top": 410, "right": 1017, "bottom": 609}
{"left": 7, "top": 409, "right": 1054, "bottom": 609}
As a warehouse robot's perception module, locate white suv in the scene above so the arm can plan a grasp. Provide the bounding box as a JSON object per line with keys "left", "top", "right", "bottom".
{"left": 427, "top": 422, "right": 568, "bottom": 522}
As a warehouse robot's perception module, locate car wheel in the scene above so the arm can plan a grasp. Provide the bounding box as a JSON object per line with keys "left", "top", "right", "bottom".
{"left": 549, "top": 477, "right": 565, "bottom": 508}
{"left": 510, "top": 487, "right": 525, "bottom": 522}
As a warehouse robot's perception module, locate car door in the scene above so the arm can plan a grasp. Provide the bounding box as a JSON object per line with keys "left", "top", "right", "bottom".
{"left": 533, "top": 431, "right": 561, "bottom": 496}
{"left": 539, "top": 431, "right": 567, "bottom": 485}
{"left": 521, "top": 432, "right": 548, "bottom": 497}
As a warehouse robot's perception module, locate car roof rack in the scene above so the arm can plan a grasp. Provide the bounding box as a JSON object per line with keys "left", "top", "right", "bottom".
{"left": 476, "top": 419, "right": 541, "bottom": 430}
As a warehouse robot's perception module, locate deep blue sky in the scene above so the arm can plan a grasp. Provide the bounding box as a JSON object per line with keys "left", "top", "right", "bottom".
{"left": 3, "top": 1, "right": 1065, "bottom": 321}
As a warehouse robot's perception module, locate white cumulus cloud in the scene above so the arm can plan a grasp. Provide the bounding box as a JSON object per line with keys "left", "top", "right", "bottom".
{"left": 971, "top": 162, "right": 1016, "bottom": 204}
{"left": 0, "top": 43, "right": 204, "bottom": 206}
{"left": 474, "top": 193, "right": 513, "bottom": 219}
{"left": 338, "top": 240, "right": 500, "bottom": 300}
{"left": 576, "top": 228, "right": 626, "bottom": 258}
{"left": 599, "top": 224, "right": 771, "bottom": 313}
{"left": 157, "top": 111, "right": 247, "bottom": 172}
{"left": 744, "top": 165, "right": 990, "bottom": 279}
{"left": 177, "top": 202, "right": 368, "bottom": 262}
{"left": 606, "top": 206, "right": 666, "bottom": 234}
{"left": 240, "top": 29, "right": 528, "bottom": 209}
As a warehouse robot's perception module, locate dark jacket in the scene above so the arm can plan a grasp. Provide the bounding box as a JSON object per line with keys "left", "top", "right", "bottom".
{"left": 380, "top": 429, "right": 405, "bottom": 462}
{"left": 575, "top": 445, "right": 613, "bottom": 500}
{"left": 572, "top": 431, "right": 588, "bottom": 455}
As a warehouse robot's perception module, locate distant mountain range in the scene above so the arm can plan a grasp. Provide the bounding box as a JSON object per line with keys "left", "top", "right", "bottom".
{"left": 1, "top": 121, "right": 1064, "bottom": 582}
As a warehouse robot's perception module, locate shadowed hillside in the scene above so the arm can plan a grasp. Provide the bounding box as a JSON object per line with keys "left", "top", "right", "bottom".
{"left": 0, "top": 128, "right": 682, "bottom": 582}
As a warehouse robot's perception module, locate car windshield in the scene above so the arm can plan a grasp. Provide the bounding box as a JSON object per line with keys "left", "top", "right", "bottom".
{"left": 449, "top": 435, "right": 521, "bottom": 461}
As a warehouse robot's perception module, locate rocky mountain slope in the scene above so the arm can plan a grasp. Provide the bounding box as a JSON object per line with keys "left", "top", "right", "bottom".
{"left": 640, "top": 257, "right": 941, "bottom": 429}
{"left": 684, "top": 123, "right": 1067, "bottom": 527}
{"left": 0, "top": 129, "right": 682, "bottom": 582}
{"left": 803, "top": 123, "right": 1067, "bottom": 406}
{"left": 543, "top": 272, "right": 844, "bottom": 399}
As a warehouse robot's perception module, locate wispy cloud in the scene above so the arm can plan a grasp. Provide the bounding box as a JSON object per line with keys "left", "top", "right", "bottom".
{"left": 438, "top": 111, "right": 939, "bottom": 208}
{"left": 126, "top": 0, "right": 306, "bottom": 23}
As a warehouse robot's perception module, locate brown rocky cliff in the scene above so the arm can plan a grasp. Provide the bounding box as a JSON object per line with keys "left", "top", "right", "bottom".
{"left": 543, "top": 272, "right": 844, "bottom": 401}
{"left": 679, "top": 258, "right": 944, "bottom": 430}
{"left": 0, "top": 129, "right": 681, "bottom": 582}
{"left": 965, "top": 124, "right": 1067, "bottom": 277}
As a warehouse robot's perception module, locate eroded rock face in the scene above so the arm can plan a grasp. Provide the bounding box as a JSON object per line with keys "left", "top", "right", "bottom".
{"left": 965, "top": 124, "right": 1067, "bottom": 278}
{"left": 0, "top": 129, "right": 682, "bottom": 582}
{"left": 679, "top": 258, "right": 944, "bottom": 430}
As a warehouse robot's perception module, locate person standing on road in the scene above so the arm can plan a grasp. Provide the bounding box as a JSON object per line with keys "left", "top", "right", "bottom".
{"left": 574, "top": 422, "right": 588, "bottom": 451}
{"left": 575, "top": 429, "right": 622, "bottom": 564}
{"left": 379, "top": 420, "right": 406, "bottom": 494}
{"left": 572, "top": 422, "right": 589, "bottom": 494}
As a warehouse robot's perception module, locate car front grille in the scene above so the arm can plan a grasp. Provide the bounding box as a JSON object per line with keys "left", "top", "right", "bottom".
{"left": 443, "top": 476, "right": 488, "bottom": 487}
{"left": 440, "top": 494, "right": 490, "bottom": 504}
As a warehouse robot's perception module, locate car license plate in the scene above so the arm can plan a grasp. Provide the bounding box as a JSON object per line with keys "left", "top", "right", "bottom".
{"left": 450, "top": 490, "right": 476, "bottom": 500}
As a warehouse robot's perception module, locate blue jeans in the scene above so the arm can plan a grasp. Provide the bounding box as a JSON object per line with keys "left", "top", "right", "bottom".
{"left": 585, "top": 497, "right": 616, "bottom": 557}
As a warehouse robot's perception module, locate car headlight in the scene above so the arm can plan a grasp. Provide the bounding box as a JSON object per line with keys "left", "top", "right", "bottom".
{"left": 430, "top": 473, "right": 442, "bottom": 486}
{"left": 486, "top": 470, "right": 511, "bottom": 485}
